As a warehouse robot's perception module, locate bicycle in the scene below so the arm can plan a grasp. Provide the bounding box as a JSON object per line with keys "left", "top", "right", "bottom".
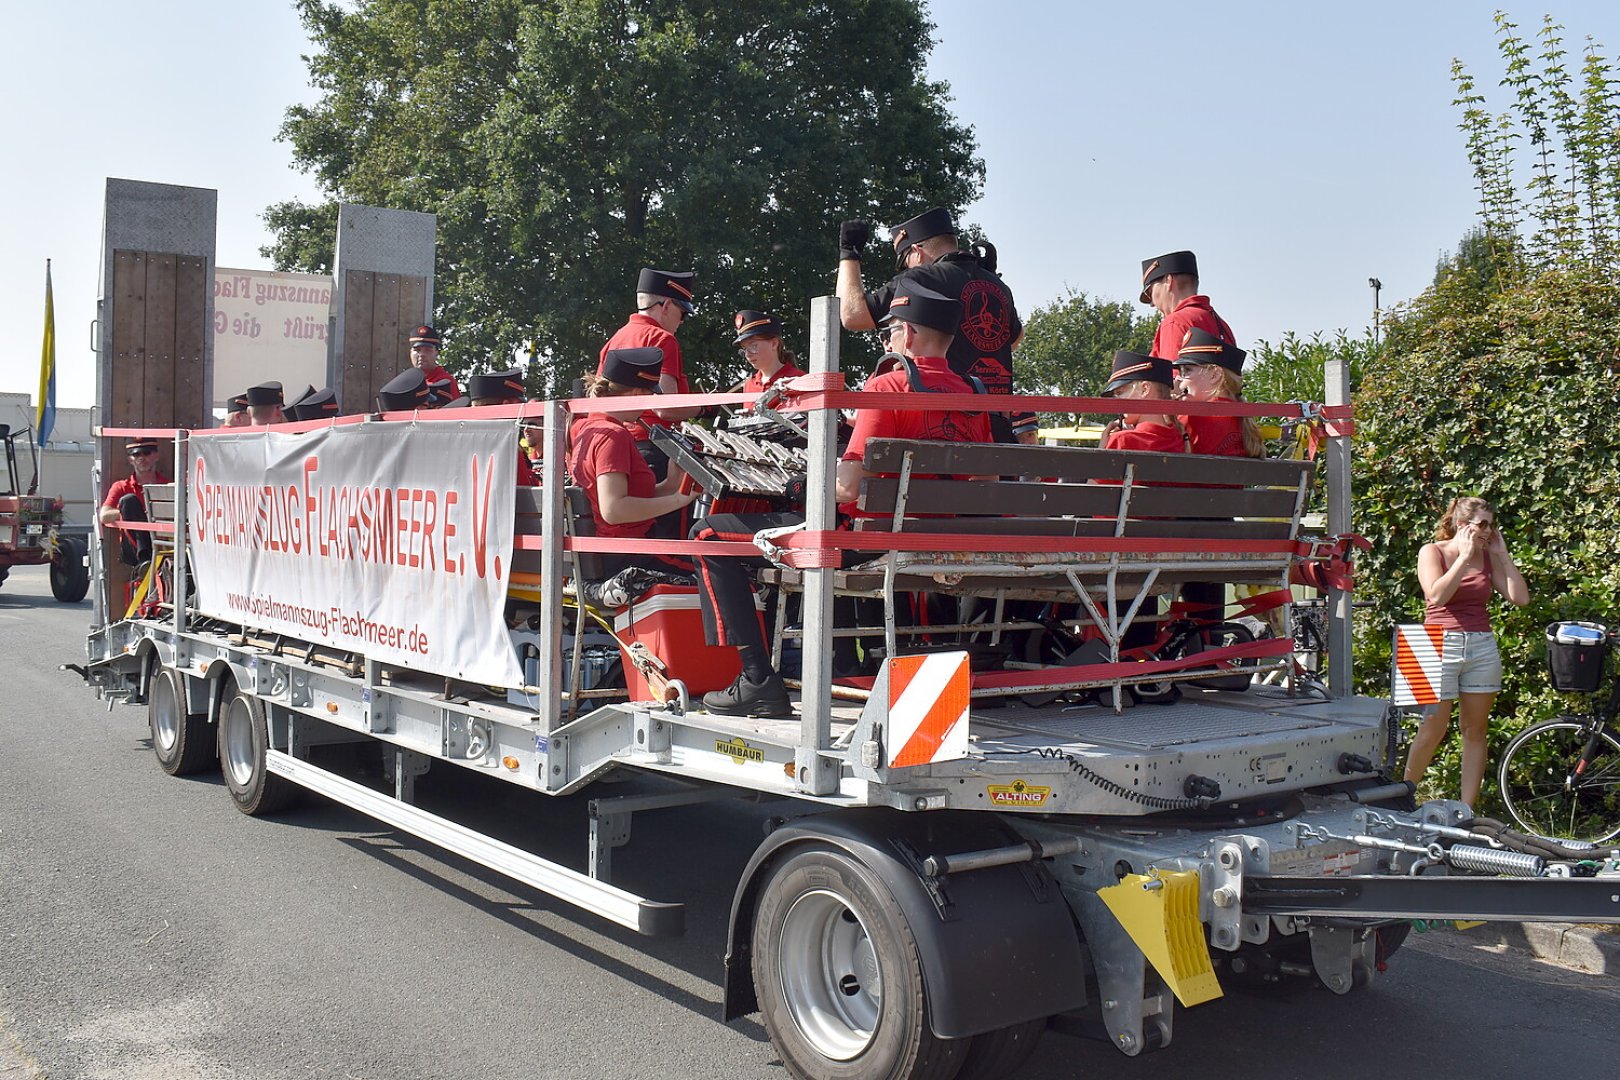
{"left": 1497, "top": 621, "right": 1620, "bottom": 844}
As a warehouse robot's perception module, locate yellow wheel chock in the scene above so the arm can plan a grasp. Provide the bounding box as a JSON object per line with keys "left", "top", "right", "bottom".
{"left": 1098, "top": 869, "right": 1223, "bottom": 1007}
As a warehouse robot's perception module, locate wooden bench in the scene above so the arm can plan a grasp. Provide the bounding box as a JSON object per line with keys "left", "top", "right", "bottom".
{"left": 760, "top": 439, "right": 1313, "bottom": 696}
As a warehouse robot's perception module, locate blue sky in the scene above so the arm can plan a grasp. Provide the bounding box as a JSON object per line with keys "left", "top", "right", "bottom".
{"left": 5, "top": 1, "right": 1617, "bottom": 410}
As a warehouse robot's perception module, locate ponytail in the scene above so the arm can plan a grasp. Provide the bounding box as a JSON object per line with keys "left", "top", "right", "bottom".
{"left": 585, "top": 373, "right": 641, "bottom": 399}
{"left": 1208, "top": 366, "right": 1265, "bottom": 458}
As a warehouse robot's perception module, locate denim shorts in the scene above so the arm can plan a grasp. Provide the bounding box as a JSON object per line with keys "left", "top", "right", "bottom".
{"left": 1438, "top": 630, "right": 1502, "bottom": 697}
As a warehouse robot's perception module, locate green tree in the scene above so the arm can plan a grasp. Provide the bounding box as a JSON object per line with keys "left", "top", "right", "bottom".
{"left": 1351, "top": 12, "right": 1620, "bottom": 810}
{"left": 1244, "top": 330, "right": 1377, "bottom": 409}
{"left": 1016, "top": 288, "right": 1155, "bottom": 423}
{"left": 266, "top": 0, "right": 984, "bottom": 394}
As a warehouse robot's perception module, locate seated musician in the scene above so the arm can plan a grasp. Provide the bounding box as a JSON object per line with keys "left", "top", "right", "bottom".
{"left": 567, "top": 348, "right": 699, "bottom": 580}
{"left": 1173, "top": 327, "right": 1261, "bottom": 626}
{"left": 690, "top": 282, "right": 991, "bottom": 717}
{"left": 1097, "top": 351, "right": 1185, "bottom": 650}
{"left": 733, "top": 310, "right": 805, "bottom": 393}
{"left": 1099, "top": 351, "right": 1186, "bottom": 452}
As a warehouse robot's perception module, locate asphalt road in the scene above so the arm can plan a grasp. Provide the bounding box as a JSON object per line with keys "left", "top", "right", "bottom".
{"left": 3, "top": 563, "right": 1619, "bottom": 1080}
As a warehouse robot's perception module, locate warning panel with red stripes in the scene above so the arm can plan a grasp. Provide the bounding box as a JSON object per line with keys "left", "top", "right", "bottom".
{"left": 1392, "top": 624, "right": 1446, "bottom": 706}
{"left": 882, "top": 651, "right": 971, "bottom": 769}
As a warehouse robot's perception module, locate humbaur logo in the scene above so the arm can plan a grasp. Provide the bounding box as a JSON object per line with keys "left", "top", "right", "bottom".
{"left": 987, "top": 779, "right": 1051, "bottom": 808}
{"left": 716, "top": 737, "right": 764, "bottom": 765}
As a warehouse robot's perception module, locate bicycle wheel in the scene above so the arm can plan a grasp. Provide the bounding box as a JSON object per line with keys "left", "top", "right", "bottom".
{"left": 1497, "top": 718, "right": 1620, "bottom": 843}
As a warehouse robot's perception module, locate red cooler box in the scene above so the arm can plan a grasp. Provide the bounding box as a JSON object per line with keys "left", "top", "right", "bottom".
{"left": 612, "top": 584, "right": 761, "bottom": 700}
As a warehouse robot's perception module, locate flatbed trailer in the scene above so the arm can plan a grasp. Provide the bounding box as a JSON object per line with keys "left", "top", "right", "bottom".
{"left": 81, "top": 298, "right": 1620, "bottom": 1080}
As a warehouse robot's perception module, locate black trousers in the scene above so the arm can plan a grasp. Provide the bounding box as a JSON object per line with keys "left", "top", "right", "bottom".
{"left": 689, "top": 511, "right": 801, "bottom": 655}
{"left": 117, "top": 493, "right": 152, "bottom": 567}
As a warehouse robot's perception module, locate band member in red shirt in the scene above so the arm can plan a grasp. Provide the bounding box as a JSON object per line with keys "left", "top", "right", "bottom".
{"left": 597, "top": 268, "right": 700, "bottom": 481}
{"left": 100, "top": 436, "right": 171, "bottom": 566}
{"left": 568, "top": 348, "right": 698, "bottom": 580}
{"left": 1140, "top": 250, "right": 1236, "bottom": 363}
{"left": 690, "top": 282, "right": 989, "bottom": 717}
{"left": 1174, "top": 328, "right": 1262, "bottom": 458}
{"left": 408, "top": 325, "right": 463, "bottom": 403}
{"left": 837, "top": 207, "right": 1031, "bottom": 442}
{"left": 1100, "top": 351, "right": 1186, "bottom": 453}
{"left": 732, "top": 310, "right": 804, "bottom": 393}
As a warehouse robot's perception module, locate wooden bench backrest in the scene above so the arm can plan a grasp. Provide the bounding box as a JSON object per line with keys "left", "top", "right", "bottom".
{"left": 856, "top": 440, "right": 1313, "bottom": 541}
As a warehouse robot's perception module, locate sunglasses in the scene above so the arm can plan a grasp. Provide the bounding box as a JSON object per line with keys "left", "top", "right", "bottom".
{"left": 642, "top": 301, "right": 689, "bottom": 322}
{"left": 129, "top": 447, "right": 158, "bottom": 457}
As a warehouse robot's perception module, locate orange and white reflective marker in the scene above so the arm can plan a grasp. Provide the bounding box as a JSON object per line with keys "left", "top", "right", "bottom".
{"left": 884, "top": 651, "right": 970, "bottom": 768}
{"left": 1392, "top": 625, "right": 1445, "bottom": 706}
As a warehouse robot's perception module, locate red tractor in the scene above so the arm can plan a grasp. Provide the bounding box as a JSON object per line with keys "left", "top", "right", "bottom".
{"left": 0, "top": 422, "right": 90, "bottom": 602}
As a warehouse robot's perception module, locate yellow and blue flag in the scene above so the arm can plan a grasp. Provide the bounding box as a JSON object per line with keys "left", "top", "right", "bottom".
{"left": 36, "top": 260, "right": 55, "bottom": 446}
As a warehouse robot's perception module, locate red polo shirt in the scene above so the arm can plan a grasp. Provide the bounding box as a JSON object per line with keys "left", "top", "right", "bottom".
{"left": 1103, "top": 421, "right": 1186, "bottom": 454}
{"left": 742, "top": 361, "right": 804, "bottom": 395}
{"left": 1151, "top": 296, "right": 1235, "bottom": 362}
{"left": 567, "top": 414, "right": 658, "bottom": 540}
{"left": 597, "top": 314, "right": 686, "bottom": 441}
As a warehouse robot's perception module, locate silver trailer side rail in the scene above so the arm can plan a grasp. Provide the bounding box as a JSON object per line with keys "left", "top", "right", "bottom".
{"left": 266, "top": 748, "right": 684, "bottom": 936}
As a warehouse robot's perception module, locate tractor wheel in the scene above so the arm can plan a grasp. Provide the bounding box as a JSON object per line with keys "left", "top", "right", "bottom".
{"left": 50, "top": 537, "right": 90, "bottom": 603}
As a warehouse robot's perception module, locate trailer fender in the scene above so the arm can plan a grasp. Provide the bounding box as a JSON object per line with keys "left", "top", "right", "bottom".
{"left": 722, "top": 807, "right": 1086, "bottom": 1039}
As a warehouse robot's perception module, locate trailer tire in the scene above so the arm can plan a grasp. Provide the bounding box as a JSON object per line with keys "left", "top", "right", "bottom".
{"left": 753, "top": 847, "right": 965, "bottom": 1080}
{"left": 954, "top": 1017, "right": 1046, "bottom": 1079}
{"left": 219, "top": 690, "right": 297, "bottom": 816}
{"left": 149, "top": 665, "right": 213, "bottom": 776}
{"left": 50, "top": 536, "right": 90, "bottom": 603}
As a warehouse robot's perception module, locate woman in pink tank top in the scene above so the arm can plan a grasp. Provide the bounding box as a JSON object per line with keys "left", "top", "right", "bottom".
{"left": 1404, "top": 497, "right": 1530, "bottom": 805}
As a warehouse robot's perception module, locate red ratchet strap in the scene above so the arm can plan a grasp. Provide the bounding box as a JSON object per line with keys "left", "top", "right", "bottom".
{"left": 537, "top": 536, "right": 760, "bottom": 556}
{"left": 565, "top": 391, "right": 760, "bottom": 415}
{"left": 829, "top": 637, "right": 1292, "bottom": 693}
{"left": 111, "top": 521, "right": 174, "bottom": 535}
{"left": 193, "top": 416, "right": 368, "bottom": 436}
{"left": 1317, "top": 405, "right": 1356, "bottom": 440}
{"left": 1160, "top": 588, "right": 1291, "bottom": 624}
{"left": 1291, "top": 534, "right": 1371, "bottom": 592}
{"left": 772, "top": 531, "right": 1299, "bottom": 570}
{"left": 977, "top": 636, "right": 1293, "bottom": 689}
{"left": 778, "top": 379, "right": 1329, "bottom": 419}
{"left": 1230, "top": 588, "right": 1295, "bottom": 618}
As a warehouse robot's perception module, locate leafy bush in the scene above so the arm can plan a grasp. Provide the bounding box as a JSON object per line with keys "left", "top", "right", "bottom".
{"left": 1017, "top": 288, "right": 1155, "bottom": 425}
{"left": 1347, "top": 12, "right": 1620, "bottom": 809}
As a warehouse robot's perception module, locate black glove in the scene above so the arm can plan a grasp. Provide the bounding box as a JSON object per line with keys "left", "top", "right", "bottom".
{"left": 838, "top": 220, "right": 871, "bottom": 262}
{"left": 783, "top": 473, "right": 809, "bottom": 504}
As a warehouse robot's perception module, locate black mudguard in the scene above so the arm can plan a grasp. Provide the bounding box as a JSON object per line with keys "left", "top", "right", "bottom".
{"left": 722, "top": 807, "right": 1087, "bottom": 1039}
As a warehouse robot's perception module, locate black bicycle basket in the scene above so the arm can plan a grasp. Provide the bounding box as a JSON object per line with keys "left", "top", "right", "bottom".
{"left": 1546, "top": 621, "right": 1608, "bottom": 693}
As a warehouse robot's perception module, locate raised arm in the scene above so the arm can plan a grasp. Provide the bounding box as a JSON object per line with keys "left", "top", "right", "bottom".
{"left": 836, "top": 220, "right": 878, "bottom": 331}
{"left": 1487, "top": 528, "right": 1530, "bottom": 607}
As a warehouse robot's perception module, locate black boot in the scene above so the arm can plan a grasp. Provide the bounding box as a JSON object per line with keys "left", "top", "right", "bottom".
{"left": 703, "top": 672, "right": 792, "bottom": 717}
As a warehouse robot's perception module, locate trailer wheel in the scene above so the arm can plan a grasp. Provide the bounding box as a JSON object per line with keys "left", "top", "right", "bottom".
{"left": 752, "top": 847, "right": 965, "bottom": 1080}
{"left": 219, "top": 690, "right": 297, "bottom": 816}
{"left": 954, "top": 1018, "right": 1046, "bottom": 1079}
{"left": 149, "top": 664, "right": 213, "bottom": 776}
{"left": 49, "top": 537, "right": 90, "bottom": 603}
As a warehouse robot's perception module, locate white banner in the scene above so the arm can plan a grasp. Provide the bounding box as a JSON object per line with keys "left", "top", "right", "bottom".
{"left": 213, "top": 268, "right": 332, "bottom": 410}
{"left": 187, "top": 422, "right": 522, "bottom": 687}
